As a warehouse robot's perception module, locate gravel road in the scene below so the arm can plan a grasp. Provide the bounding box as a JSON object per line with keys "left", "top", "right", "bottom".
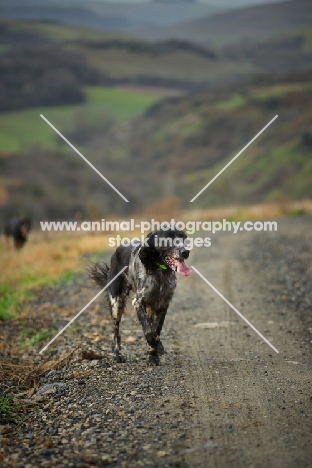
{"left": 3, "top": 217, "right": 312, "bottom": 467}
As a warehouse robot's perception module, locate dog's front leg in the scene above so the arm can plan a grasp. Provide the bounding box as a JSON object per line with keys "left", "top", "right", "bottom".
{"left": 135, "top": 304, "right": 160, "bottom": 366}
{"left": 155, "top": 308, "right": 168, "bottom": 355}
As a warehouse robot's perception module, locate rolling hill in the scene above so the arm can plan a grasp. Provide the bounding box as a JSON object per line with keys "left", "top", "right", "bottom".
{"left": 0, "top": 11, "right": 312, "bottom": 222}
{"left": 0, "top": 0, "right": 222, "bottom": 33}
{"left": 0, "top": 17, "right": 260, "bottom": 115}
{"left": 1, "top": 70, "right": 311, "bottom": 221}
{"left": 135, "top": 0, "right": 312, "bottom": 46}
{"left": 81, "top": 70, "right": 312, "bottom": 209}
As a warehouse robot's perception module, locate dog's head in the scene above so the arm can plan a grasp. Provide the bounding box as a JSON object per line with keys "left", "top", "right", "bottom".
{"left": 19, "top": 218, "right": 31, "bottom": 239}
{"left": 139, "top": 227, "right": 191, "bottom": 277}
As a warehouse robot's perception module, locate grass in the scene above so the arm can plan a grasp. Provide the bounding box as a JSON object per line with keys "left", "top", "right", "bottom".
{"left": 0, "top": 231, "right": 116, "bottom": 321}
{"left": 82, "top": 44, "right": 256, "bottom": 80}
{"left": 253, "top": 82, "right": 312, "bottom": 100}
{"left": 0, "top": 86, "right": 159, "bottom": 152}
{"left": 216, "top": 94, "right": 246, "bottom": 111}
{"left": 0, "top": 17, "right": 120, "bottom": 44}
{"left": 21, "top": 328, "right": 54, "bottom": 347}
{"left": 0, "top": 285, "right": 34, "bottom": 321}
{"left": 288, "top": 27, "right": 312, "bottom": 53}
{"left": 0, "top": 394, "right": 15, "bottom": 416}
{"left": 85, "top": 87, "right": 158, "bottom": 121}
{"left": 183, "top": 200, "right": 312, "bottom": 223}
{"left": 0, "top": 290, "right": 16, "bottom": 321}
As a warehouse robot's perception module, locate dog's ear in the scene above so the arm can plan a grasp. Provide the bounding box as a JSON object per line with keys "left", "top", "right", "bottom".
{"left": 139, "top": 231, "right": 159, "bottom": 274}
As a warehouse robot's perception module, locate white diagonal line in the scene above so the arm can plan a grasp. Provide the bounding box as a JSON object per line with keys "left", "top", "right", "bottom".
{"left": 191, "top": 266, "right": 279, "bottom": 354}
{"left": 39, "top": 266, "right": 128, "bottom": 354}
{"left": 40, "top": 114, "right": 129, "bottom": 202}
{"left": 190, "top": 115, "right": 278, "bottom": 202}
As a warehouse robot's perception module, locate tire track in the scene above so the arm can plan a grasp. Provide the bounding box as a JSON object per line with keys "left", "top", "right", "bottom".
{"left": 173, "top": 227, "right": 312, "bottom": 467}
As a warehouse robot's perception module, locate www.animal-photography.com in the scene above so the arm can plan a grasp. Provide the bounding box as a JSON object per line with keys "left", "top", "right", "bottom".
{"left": 0, "top": 0, "right": 312, "bottom": 466}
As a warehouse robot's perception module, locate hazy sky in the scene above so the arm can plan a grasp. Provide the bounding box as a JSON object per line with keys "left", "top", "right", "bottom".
{"left": 99, "top": 0, "right": 285, "bottom": 5}
{"left": 199, "top": 0, "right": 285, "bottom": 5}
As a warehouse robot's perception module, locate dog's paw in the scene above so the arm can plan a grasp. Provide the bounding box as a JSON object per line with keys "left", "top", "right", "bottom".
{"left": 144, "top": 331, "right": 157, "bottom": 347}
{"left": 114, "top": 353, "right": 126, "bottom": 363}
{"left": 147, "top": 351, "right": 160, "bottom": 366}
{"left": 157, "top": 341, "right": 165, "bottom": 355}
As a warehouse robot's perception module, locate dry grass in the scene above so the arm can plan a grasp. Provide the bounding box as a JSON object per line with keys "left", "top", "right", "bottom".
{"left": 2, "top": 200, "right": 311, "bottom": 292}
{"left": 0, "top": 231, "right": 119, "bottom": 323}
{"left": 183, "top": 199, "right": 312, "bottom": 222}
{"left": 0, "top": 343, "right": 81, "bottom": 388}
{"left": 0, "top": 231, "right": 114, "bottom": 291}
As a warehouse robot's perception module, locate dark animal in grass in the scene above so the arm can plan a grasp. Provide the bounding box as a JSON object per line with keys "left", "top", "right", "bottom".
{"left": 88, "top": 227, "right": 191, "bottom": 366}
{"left": 4, "top": 217, "right": 32, "bottom": 249}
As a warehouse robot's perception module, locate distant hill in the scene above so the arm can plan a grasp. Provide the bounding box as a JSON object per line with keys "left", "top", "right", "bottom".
{"left": 1, "top": 70, "right": 311, "bottom": 220}
{"left": 1, "top": 14, "right": 312, "bottom": 220}
{"left": 0, "top": 0, "right": 222, "bottom": 33}
{"left": 2, "top": 16, "right": 312, "bottom": 113}
{"left": 134, "top": 0, "right": 312, "bottom": 46}
{"left": 82, "top": 69, "right": 312, "bottom": 209}
{"left": 0, "top": 18, "right": 260, "bottom": 111}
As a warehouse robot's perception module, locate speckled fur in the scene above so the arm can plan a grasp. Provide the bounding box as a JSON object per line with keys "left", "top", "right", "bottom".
{"left": 88, "top": 228, "right": 189, "bottom": 365}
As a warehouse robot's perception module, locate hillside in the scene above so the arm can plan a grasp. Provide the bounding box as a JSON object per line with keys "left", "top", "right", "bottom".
{"left": 136, "top": 0, "right": 312, "bottom": 46}
{"left": 77, "top": 70, "right": 312, "bottom": 209}
{"left": 0, "top": 17, "right": 260, "bottom": 109}
{"left": 1, "top": 70, "right": 311, "bottom": 221}
{"left": 1, "top": 16, "right": 312, "bottom": 114}
{"left": 0, "top": 0, "right": 222, "bottom": 33}
{"left": 0, "top": 13, "right": 312, "bottom": 222}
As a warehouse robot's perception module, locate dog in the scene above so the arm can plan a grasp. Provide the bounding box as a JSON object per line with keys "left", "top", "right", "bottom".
{"left": 88, "top": 227, "right": 191, "bottom": 365}
{"left": 4, "top": 217, "right": 32, "bottom": 250}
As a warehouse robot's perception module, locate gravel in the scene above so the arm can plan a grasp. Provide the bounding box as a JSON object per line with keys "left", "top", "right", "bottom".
{"left": 1, "top": 217, "right": 311, "bottom": 467}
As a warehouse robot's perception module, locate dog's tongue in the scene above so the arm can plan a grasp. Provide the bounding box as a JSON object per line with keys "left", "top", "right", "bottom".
{"left": 176, "top": 260, "right": 192, "bottom": 277}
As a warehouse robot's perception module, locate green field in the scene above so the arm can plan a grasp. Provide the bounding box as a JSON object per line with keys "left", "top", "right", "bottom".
{"left": 0, "top": 87, "right": 158, "bottom": 153}
{"left": 1, "top": 17, "right": 122, "bottom": 43}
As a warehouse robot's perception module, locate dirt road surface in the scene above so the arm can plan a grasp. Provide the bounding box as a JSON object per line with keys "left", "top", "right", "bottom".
{"left": 3, "top": 217, "right": 312, "bottom": 467}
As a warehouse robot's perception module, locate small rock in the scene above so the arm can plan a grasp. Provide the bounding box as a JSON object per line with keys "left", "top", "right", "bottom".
{"left": 85, "top": 454, "right": 101, "bottom": 463}
{"left": 0, "top": 426, "right": 13, "bottom": 435}
{"left": 101, "top": 453, "right": 113, "bottom": 464}
{"left": 36, "top": 383, "right": 65, "bottom": 396}
{"left": 157, "top": 451, "right": 167, "bottom": 457}
{"left": 125, "top": 336, "right": 136, "bottom": 343}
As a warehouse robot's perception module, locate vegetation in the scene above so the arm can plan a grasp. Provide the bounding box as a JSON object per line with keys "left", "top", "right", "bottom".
{"left": 142, "top": 0, "right": 312, "bottom": 46}
{"left": 69, "top": 72, "right": 311, "bottom": 210}
{"left": 1, "top": 71, "right": 312, "bottom": 220}
{"left": 0, "top": 394, "right": 15, "bottom": 416}
{"left": 0, "top": 1, "right": 222, "bottom": 37}
{"left": 0, "top": 87, "right": 159, "bottom": 152}
{"left": 21, "top": 328, "right": 54, "bottom": 347}
{"left": 0, "top": 289, "right": 17, "bottom": 321}
{"left": 0, "top": 232, "right": 114, "bottom": 321}
{"left": 0, "top": 17, "right": 259, "bottom": 99}
{"left": 0, "top": 47, "right": 101, "bottom": 112}
{"left": 0, "top": 13, "right": 312, "bottom": 218}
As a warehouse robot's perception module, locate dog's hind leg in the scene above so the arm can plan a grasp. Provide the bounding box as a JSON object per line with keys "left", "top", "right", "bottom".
{"left": 109, "top": 292, "right": 127, "bottom": 363}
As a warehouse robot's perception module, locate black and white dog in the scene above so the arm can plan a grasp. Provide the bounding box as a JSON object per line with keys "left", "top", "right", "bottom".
{"left": 89, "top": 227, "right": 191, "bottom": 365}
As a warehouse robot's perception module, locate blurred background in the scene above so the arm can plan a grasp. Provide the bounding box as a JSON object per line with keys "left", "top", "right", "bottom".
{"left": 0, "top": 0, "right": 311, "bottom": 223}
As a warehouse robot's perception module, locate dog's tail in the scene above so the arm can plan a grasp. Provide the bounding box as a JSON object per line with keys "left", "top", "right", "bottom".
{"left": 87, "top": 262, "right": 110, "bottom": 289}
